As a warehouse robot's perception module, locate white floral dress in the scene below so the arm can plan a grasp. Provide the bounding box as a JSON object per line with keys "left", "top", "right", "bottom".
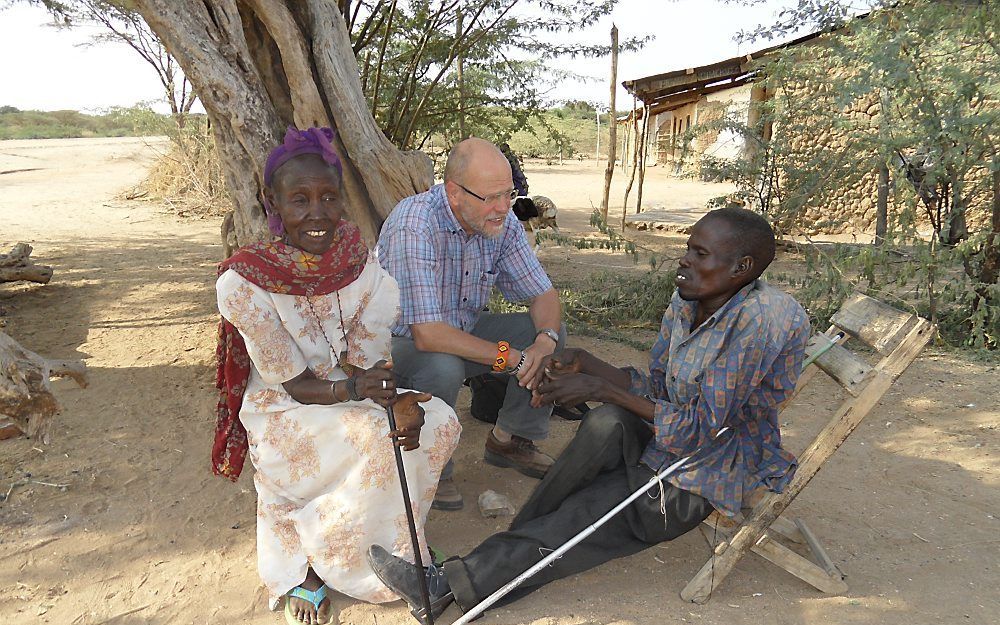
{"left": 216, "top": 256, "right": 461, "bottom": 608}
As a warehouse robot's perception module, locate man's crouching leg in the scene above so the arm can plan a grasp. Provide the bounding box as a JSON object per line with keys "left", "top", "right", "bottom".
{"left": 391, "top": 336, "right": 467, "bottom": 511}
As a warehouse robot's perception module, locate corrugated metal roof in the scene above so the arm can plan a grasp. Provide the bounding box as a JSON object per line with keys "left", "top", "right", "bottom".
{"left": 621, "top": 28, "right": 833, "bottom": 112}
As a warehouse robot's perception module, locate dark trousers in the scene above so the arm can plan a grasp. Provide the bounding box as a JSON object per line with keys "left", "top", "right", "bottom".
{"left": 443, "top": 405, "right": 713, "bottom": 612}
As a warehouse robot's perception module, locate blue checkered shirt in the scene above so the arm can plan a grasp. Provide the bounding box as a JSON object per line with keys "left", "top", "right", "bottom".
{"left": 626, "top": 280, "right": 810, "bottom": 517}
{"left": 376, "top": 184, "right": 553, "bottom": 337}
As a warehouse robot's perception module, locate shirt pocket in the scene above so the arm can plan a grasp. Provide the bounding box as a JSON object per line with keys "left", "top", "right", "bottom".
{"left": 472, "top": 269, "right": 498, "bottom": 311}
{"left": 671, "top": 364, "right": 705, "bottom": 406}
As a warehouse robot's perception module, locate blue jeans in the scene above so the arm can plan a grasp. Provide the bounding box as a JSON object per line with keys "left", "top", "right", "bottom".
{"left": 391, "top": 312, "right": 566, "bottom": 479}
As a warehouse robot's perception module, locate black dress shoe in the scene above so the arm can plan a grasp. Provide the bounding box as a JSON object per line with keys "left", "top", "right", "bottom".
{"left": 367, "top": 544, "right": 454, "bottom": 624}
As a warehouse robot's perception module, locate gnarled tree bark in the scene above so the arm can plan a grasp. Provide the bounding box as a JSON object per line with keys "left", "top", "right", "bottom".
{"left": 131, "top": 0, "right": 433, "bottom": 247}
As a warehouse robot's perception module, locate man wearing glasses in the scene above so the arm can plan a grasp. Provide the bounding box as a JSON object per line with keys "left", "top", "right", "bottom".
{"left": 376, "top": 137, "right": 565, "bottom": 512}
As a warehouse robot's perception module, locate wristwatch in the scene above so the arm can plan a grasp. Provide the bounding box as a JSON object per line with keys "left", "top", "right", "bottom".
{"left": 536, "top": 328, "right": 560, "bottom": 345}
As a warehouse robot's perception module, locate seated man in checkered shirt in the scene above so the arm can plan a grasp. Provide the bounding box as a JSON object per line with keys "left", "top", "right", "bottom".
{"left": 376, "top": 137, "right": 565, "bottom": 512}
{"left": 368, "top": 207, "right": 810, "bottom": 624}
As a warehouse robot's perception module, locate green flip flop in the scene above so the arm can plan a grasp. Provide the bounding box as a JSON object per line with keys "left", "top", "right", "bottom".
{"left": 284, "top": 585, "right": 335, "bottom": 625}
{"left": 430, "top": 545, "right": 449, "bottom": 566}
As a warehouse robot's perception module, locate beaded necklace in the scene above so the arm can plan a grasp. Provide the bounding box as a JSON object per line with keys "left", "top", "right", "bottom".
{"left": 304, "top": 290, "right": 358, "bottom": 377}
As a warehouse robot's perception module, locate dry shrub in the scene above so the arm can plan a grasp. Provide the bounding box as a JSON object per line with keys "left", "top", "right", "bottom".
{"left": 129, "top": 118, "right": 230, "bottom": 217}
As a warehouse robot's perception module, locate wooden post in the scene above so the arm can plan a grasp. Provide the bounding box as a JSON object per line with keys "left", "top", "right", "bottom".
{"left": 595, "top": 107, "right": 601, "bottom": 161}
{"left": 623, "top": 99, "right": 640, "bottom": 223}
{"left": 621, "top": 115, "right": 630, "bottom": 172}
{"left": 636, "top": 104, "right": 650, "bottom": 213}
{"left": 600, "top": 24, "right": 619, "bottom": 222}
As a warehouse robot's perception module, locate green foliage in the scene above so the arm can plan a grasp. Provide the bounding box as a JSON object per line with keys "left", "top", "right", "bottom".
{"left": 0, "top": 104, "right": 171, "bottom": 139}
{"left": 490, "top": 268, "right": 674, "bottom": 351}
{"left": 535, "top": 210, "right": 641, "bottom": 263}
{"left": 489, "top": 207, "right": 671, "bottom": 349}
{"left": 508, "top": 106, "right": 588, "bottom": 160}
{"left": 708, "top": 0, "right": 1000, "bottom": 350}
{"left": 350, "top": 1, "right": 649, "bottom": 151}
{"left": 561, "top": 269, "right": 674, "bottom": 333}
{"left": 772, "top": 226, "right": 999, "bottom": 350}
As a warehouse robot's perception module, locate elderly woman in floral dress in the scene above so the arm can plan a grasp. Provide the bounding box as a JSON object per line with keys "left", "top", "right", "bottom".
{"left": 214, "top": 127, "right": 461, "bottom": 625}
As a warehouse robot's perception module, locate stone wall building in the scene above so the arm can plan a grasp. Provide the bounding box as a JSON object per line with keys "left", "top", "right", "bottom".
{"left": 621, "top": 30, "right": 991, "bottom": 236}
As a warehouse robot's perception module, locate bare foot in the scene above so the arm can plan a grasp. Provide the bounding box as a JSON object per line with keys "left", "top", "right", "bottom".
{"left": 286, "top": 568, "right": 330, "bottom": 625}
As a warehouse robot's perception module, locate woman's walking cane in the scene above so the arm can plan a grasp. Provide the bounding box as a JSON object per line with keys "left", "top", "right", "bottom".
{"left": 385, "top": 403, "right": 435, "bottom": 625}
{"left": 452, "top": 427, "right": 732, "bottom": 625}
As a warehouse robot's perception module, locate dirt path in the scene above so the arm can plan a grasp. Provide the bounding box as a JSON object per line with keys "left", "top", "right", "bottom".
{"left": 0, "top": 139, "right": 997, "bottom": 625}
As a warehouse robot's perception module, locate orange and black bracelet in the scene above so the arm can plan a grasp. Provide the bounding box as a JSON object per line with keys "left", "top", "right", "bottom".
{"left": 493, "top": 340, "right": 511, "bottom": 372}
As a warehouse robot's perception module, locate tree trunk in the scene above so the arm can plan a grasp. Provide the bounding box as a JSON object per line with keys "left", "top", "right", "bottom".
{"left": 974, "top": 165, "right": 1000, "bottom": 287}
{"left": 0, "top": 243, "right": 53, "bottom": 285}
{"left": 945, "top": 174, "right": 969, "bottom": 246}
{"left": 132, "top": 0, "right": 433, "bottom": 247}
{"left": 875, "top": 162, "right": 889, "bottom": 245}
{"left": 600, "top": 24, "right": 618, "bottom": 222}
{"left": 0, "top": 331, "right": 87, "bottom": 444}
{"left": 745, "top": 84, "right": 767, "bottom": 167}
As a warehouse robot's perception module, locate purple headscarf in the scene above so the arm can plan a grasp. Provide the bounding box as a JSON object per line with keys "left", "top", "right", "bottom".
{"left": 263, "top": 126, "right": 344, "bottom": 236}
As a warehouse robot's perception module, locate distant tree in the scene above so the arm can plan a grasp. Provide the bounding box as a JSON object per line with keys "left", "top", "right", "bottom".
{"left": 72, "top": 1, "right": 198, "bottom": 128}
{"left": 6, "top": 1, "right": 197, "bottom": 128}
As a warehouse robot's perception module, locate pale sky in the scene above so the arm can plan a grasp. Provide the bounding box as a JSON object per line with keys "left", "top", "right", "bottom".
{"left": 0, "top": 1, "right": 798, "bottom": 114}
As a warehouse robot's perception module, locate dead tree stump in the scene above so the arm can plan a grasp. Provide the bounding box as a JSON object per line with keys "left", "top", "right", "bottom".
{"left": 0, "top": 243, "right": 53, "bottom": 284}
{"left": 0, "top": 330, "right": 87, "bottom": 443}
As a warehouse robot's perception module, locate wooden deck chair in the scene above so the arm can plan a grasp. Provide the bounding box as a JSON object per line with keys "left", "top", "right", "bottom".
{"left": 680, "top": 292, "right": 935, "bottom": 604}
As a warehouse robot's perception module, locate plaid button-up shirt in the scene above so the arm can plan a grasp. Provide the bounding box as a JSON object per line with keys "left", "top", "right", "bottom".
{"left": 376, "top": 184, "right": 552, "bottom": 337}
{"left": 627, "top": 280, "right": 810, "bottom": 517}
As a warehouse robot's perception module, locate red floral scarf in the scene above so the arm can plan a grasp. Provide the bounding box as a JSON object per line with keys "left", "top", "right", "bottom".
{"left": 213, "top": 221, "right": 368, "bottom": 480}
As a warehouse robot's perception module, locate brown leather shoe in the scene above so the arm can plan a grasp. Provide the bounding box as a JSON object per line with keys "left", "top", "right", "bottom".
{"left": 484, "top": 431, "right": 554, "bottom": 479}
{"left": 431, "top": 477, "right": 464, "bottom": 511}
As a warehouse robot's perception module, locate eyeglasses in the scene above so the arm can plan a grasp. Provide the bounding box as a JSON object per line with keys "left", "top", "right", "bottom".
{"left": 455, "top": 182, "right": 518, "bottom": 207}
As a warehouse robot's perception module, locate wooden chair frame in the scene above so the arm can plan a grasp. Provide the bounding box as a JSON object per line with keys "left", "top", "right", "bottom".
{"left": 680, "top": 292, "right": 935, "bottom": 603}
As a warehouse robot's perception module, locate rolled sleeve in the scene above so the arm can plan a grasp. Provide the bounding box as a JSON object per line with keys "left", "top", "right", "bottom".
{"left": 623, "top": 366, "right": 652, "bottom": 396}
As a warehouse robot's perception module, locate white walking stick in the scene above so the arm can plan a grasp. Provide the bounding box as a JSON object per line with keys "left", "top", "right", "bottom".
{"left": 452, "top": 427, "right": 731, "bottom": 625}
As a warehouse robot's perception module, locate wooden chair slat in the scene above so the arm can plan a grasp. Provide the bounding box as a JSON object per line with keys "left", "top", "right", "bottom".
{"left": 806, "top": 335, "right": 873, "bottom": 396}
{"left": 830, "top": 292, "right": 918, "bottom": 354}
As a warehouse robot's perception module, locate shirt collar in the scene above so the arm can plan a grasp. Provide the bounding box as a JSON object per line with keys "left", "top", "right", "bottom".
{"left": 677, "top": 279, "right": 760, "bottom": 332}
{"left": 432, "top": 183, "right": 470, "bottom": 237}
{"left": 712, "top": 279, "right": 759, "bottom": 323}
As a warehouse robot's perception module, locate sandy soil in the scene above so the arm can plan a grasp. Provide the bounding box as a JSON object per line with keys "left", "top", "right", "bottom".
{"left": 0, "top": 140, "right": 997, "bottom": 625}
